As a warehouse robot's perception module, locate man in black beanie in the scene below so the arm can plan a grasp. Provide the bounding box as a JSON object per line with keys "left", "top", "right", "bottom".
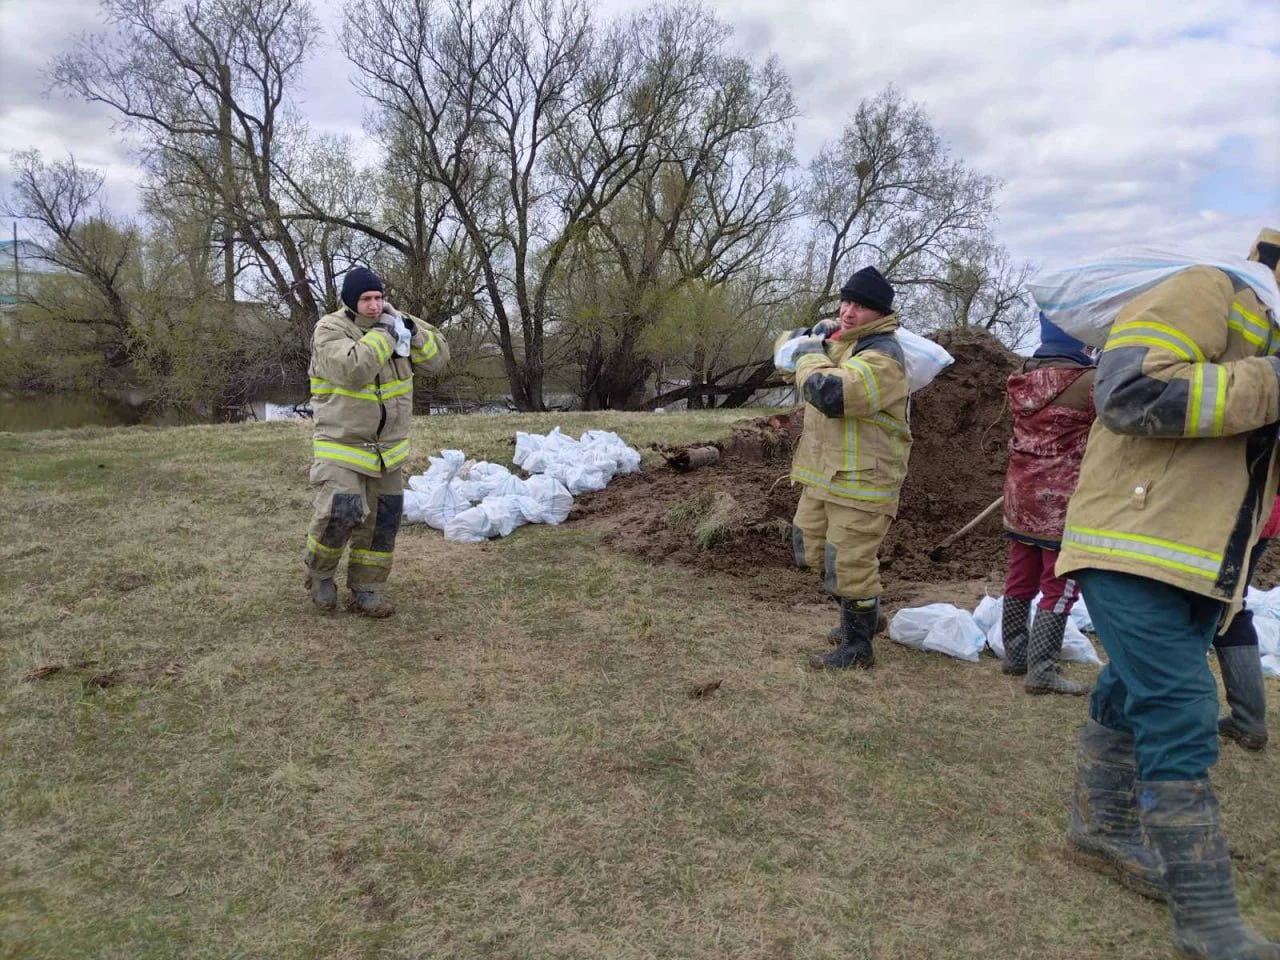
{"left": 302, "top": 266, "right": 450, "bottom": 617}
{"left": 774, "top": 265, "right": 911, "bottom": 669}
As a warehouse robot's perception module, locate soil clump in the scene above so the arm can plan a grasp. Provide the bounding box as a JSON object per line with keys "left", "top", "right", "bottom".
{"left": 570, "top": 327, "right": 1021, "bottom": 603}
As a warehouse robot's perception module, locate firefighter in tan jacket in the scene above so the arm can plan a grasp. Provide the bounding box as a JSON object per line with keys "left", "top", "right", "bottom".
{"left": 777, "top": 267, "right": 912, "bottom": 670}
{"left": 302, "top": 267, "right": 449, "bottom": 617}
{"left": 1058, "top": 230, "right": 1280, "bottom": 960}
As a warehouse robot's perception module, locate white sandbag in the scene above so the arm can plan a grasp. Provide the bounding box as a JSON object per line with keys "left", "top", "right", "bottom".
{"left": 421, "top": 480, "right": 472, "bottom": 531}
{"left": 403, "top": 488, "right": 430, "bottom": 525}
{"left": 1255, "top": 615, "right": 1280, "bottom": 659}
{"left": 774, "top": 328, "right": 951, "bottom": 395}
{"left": 524, "top": 475, "right": 574, "bottom": 524}
{"left": 543, "top": 461, "right": 608, "bottom": 495}
{"left": 478, "top": 495, "right": 528, "bottom": 538}
{"left": 443, "top": 505, "right": 495, "bottom": 542}
{"left": 424, "top": 449, "right": 466, "bottom": 483}
{"left": 1071, "top": 596, "right": 1094, "bottom": 633}
{"left": 581, "top": 430, "right": 643, "bottom": 474}
{"left": 492, "top": 473, "right": 531, "bottom": 497}
{"left": 1056, "top": 615, "right": 1104, "bottom": 665}
{"left": 773, "top": 334, "right": 810, "bottom": 372}
{"left": 890, "top": 603, "right": 962, "bottom": 651}
{"left": 1246, "top": 586, "right": 1280, "bottom": 622}
{"left": 922, "top": 609, "right": 986, "bottom": 662}
{"left": 897, "top": 328, "right": 955, "bottom": 393}
{"left": 513, "top": 431, "right": 545, "bottom": 468}
{"left": 1263, "top": 654, "right": 1280, "bottom": 679}
{"left": 1026, "top": 244, "right": 1280, "bottom": 348}
{"left": 974, "top": 594, "right": 1005, "bottom": 658}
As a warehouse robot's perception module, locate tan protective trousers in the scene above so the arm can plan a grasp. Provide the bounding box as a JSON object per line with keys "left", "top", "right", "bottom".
{"left": 303, "top": 461, "right": 404, "bottom": 590}
{"left": 791, "top": 486, "right": 892, "bottom": 599}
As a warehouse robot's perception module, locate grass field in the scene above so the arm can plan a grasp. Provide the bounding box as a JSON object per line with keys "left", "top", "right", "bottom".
{"left": 2, "top": 411, "right": 1277, "bottom": 959}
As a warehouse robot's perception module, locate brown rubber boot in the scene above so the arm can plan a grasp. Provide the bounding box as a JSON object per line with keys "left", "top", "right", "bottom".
{"left": 1065, "top": 720, "right": 1165, "bottom": 901}
{"left": 347, "top": 589, "right": 396, "bottom": 618}
{"left": 304, "top": 573, "right": 337, "bottom": 613}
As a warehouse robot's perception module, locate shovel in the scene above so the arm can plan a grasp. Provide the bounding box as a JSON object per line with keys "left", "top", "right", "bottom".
{"left": 929, "top": 496, "right": 1004, "bottom": 562}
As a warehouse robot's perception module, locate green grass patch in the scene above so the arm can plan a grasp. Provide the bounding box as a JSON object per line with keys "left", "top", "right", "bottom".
{"left": 0, "top": 409, "right": 1277, "bottom": 959}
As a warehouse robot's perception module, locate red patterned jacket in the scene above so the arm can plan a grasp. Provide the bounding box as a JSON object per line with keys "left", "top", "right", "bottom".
{"left": 1002, "top": 358, "right": 1096, "bottom": 548}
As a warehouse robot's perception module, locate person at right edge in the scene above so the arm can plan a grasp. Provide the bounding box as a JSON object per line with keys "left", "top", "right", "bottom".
{"left": 1057, "top": 228, "right": 1280, "bottom": 960}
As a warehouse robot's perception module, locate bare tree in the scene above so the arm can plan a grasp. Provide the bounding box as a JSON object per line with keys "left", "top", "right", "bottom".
{"left": 51, "top": 0, "right": 323, "bottom": 336}
{"left": 343, "top": 0, "right": 691, "bottom": 410}
{"left": 801, "top": 86, "right": 999, "bottom": 326}
{"left": 4, "top": 150, "right": 138, "bottom": 363}
{"left": 558, "top": 6, "right": 799, "bottom": 409}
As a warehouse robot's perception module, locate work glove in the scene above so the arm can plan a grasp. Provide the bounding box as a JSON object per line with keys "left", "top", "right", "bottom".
{"left": 811, "top": 318, "right": 840, "bottom": 339}
{"left": 379, "top": 304, "right": 412, "bottom": 357}
{"left": 790, "top": 335, "right": 828, "bottom": 360}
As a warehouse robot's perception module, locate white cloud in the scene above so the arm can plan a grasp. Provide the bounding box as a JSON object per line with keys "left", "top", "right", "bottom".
{"left": 2, "top": 0, "right": 1277, "bottom": 269}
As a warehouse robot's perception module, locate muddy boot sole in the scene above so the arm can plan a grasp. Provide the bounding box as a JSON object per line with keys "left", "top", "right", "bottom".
{"left": 1219, "top": 719, "right": 1268, "bottom": 752}
{"left": 1063, "top": 843, "right": 1167, "bottom": 903}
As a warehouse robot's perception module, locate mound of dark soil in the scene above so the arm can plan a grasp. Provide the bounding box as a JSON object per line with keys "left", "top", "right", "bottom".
{"left": 571, "top": 327, "right": 1019, "bottom": 598}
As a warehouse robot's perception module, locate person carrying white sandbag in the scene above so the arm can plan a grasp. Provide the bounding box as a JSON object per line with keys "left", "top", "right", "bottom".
{"left": 997, "top": 314, "right": 1098, "bottom": 697}
{"left": 772, "top": 266, "right": 912, "bottom": 671}
{"left": 1053, "top": 228, "right": 1280, "bottom": 960}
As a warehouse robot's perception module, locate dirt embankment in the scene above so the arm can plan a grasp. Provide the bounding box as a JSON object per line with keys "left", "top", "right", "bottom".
{"left": 569, "top": 327, "right": 1020, "bottom": 603}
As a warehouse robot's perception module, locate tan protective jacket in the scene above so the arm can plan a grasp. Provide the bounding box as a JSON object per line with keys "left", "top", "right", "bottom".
{"left": 776, "top": 313, "right": 912, "bottom": 515}
{"left": 309, "top": 305, "right": 449, "bottom": 477}
{"left": 1057, "top": 262, "right": 1280, "bottom": 607}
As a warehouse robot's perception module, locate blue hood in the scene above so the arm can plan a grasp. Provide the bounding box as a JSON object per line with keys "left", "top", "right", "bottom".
{"left": 1033, "top": 314, "right": 1094, "bottom": 367}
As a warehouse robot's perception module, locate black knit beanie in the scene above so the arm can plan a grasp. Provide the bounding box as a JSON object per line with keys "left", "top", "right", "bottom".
{"left": 341, "top": 266, "right": 384, "bottom": 312}
{"left": 839, "top": 266, "right": 894, "bottom": 314}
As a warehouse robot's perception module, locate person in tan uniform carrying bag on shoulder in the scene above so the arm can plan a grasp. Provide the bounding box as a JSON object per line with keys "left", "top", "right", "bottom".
{"left": 302, "top": 267, "right": 449, "bottom": 617}
{"left": 1058, "top": 229, "right": 1280, "bottom": 960}
{"left": 776, "top": 266, "right": 912, "bottom": 671}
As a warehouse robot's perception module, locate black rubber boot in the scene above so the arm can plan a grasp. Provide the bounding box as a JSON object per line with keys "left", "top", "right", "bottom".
{"left": 829, "top": 608, "right": 888, "bottom": 646}
{"left": 810, "top": 598, "right": 877, "bottom": 670}
{"left": 1215, "top": 645, "right": 1269, "bottom": 751}
{"left": 1065, "top": 720, "right": 1165, "bottom": 901}
{"left": 1137, "top": 779, "right": 1280, "bottom": 959}
{"left": 305, "top": 573, "right": 337, "bottom": 612}
{"left": 1026, "top": 609, "right": 1089, "bottom": 695}
{"left": 1001, "top": 596, "right": 1032, "bottom": 675}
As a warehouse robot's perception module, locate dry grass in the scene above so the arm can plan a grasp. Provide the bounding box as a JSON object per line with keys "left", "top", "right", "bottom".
{"left": 1, "top": 413, "right": 1277, "bottom": 960}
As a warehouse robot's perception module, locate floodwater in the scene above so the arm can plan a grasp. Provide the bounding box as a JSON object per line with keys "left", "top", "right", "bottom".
{"left": 0, "top": 391, "right": 303, "bottom": 433}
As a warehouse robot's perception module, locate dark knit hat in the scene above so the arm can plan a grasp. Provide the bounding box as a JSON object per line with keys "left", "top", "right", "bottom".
{"left": 341, "top": 266, "right": 384, "bottom": 312}
{"left": 839, "top": 266, "right": 894, "bottom": 314}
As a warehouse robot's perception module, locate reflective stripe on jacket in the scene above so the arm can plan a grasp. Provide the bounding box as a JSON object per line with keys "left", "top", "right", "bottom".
{"left": 309, "top": 305, "right": 450, "bottom": 477}
{"left": 1057, "top": 265, "right": 1280, "bottom": 607}
{"left": 776, "top": 313, "right": 913, "bottom": 515}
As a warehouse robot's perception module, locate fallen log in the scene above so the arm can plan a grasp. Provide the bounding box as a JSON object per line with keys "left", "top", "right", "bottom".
{"left": 663, "top": 445, "right": 721, "bottom": 472}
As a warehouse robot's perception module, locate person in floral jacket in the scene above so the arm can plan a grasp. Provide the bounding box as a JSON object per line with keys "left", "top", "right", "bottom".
{"left": 999, "top": 315, "right": 1097, "bottom": 695}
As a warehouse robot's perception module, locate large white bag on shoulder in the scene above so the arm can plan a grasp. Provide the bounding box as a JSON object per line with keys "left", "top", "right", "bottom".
{"left": 1026, "top": 244, "right": 1280, "bottom": 348}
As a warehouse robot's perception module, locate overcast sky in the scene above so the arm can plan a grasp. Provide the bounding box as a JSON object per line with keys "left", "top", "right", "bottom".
{"left": 1, "top": 0, "right": 1277, "bottom": 271}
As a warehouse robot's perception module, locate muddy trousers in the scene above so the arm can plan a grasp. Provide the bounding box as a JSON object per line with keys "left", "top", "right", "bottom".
{"left": 1077, "top": 568, "right": 1222, "bottom": 781}
{"left": 303, "top": 461, "right": 405, "bottom": 591}
{"left": 791, "top": 487, "right": 891, "bottom": 600}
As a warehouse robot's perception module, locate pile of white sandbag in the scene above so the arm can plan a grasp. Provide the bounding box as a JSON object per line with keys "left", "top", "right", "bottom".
{"left": 402, "top": 428, "right": 641, "bottom": 543}
{"left": 887, "top": 595, "right": 1102, "bottom": 665}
